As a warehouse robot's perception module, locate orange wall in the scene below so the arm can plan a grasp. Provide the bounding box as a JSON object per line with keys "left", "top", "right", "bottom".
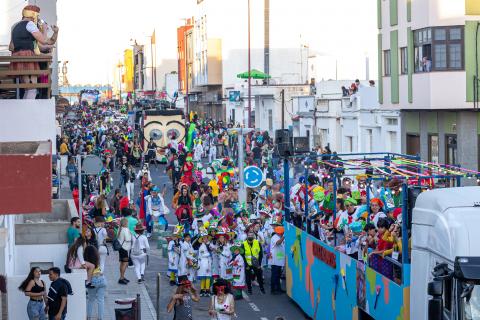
{"left": 177, "top": 23, "right": 193, "bottom": 94}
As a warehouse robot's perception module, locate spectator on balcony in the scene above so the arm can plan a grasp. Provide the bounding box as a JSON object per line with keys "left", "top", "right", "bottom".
{"left": 8, "top": 5, "right": 59, "bottom": 99}
{"left": 422, "top": 57, "right": 432, "bottom": 72}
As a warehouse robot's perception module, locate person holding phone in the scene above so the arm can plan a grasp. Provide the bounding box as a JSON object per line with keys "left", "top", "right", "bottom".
{"left": 167, "top": 276, "right": 199, "bottom": 320}
{"left": 209, "top": 278, "right": 235, "bottom": 320}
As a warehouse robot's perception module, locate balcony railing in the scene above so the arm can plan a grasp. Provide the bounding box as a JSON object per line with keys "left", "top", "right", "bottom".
{"left": 0, "top": 55, "right": 52, "bottom": 99}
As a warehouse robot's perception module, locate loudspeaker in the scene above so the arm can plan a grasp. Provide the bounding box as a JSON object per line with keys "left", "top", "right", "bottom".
{"left": 294, "top": 137, "right": 310, "bottom": 154}
{"left": 275, "top": 129, "right": 293, "bottom": 157}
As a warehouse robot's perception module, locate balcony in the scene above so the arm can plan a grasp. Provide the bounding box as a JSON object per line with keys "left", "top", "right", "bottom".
{"left": 0, "top": 55, "right": 52, "bottom": 99}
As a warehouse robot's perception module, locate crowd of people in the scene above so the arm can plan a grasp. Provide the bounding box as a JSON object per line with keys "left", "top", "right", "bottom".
{"left": 288, "top": 167, "right": 408, "bottom": 284}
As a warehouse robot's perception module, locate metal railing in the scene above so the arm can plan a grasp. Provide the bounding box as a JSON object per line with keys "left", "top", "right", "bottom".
{"left": 0, "top": 55, "right": 52, "bottom": 99}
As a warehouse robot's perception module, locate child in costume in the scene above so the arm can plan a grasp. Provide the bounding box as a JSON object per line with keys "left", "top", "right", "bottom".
{"left": 216, "top": 229, "right": 233, "bottom": 281}
{"left": 229, "top": 241, "right": 246, "bottom": 300}
{"left": 178, "top": 233, "right": 196, "bottom": 282}
{"left": 197, "top": 230, "right": 213, "bottom": 297}
{"left": 167, "top": 226, "right": 183, "bottom": 285}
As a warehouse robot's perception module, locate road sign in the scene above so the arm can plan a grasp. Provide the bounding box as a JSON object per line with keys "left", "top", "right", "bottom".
{"left": 244, "top": 166, "right": 264, "bottom": 188}
{"left": 82, "top": 155, "right": 103, "bottom": 175}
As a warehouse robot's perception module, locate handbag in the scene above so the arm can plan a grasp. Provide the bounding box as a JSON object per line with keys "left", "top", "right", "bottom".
{"left": 112, "top": 227, "right": 125, "bottom": 251}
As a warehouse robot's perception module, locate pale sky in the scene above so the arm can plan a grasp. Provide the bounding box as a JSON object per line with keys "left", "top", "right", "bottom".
{"left": 57, "top": 0, "right": 377, "bottom": 85}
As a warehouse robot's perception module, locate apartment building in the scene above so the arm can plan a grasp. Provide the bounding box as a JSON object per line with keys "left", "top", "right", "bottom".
{"left": 379, "top": 0, "right": 480, "bottom": 169}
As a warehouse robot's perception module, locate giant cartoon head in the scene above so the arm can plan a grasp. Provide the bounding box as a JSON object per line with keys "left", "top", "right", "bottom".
{"left": 143, "top": 109, "right": 186, "bottom": 149}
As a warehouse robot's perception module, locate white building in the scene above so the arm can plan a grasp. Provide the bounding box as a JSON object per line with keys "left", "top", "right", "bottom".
{"left": 293, "top": 84, "right": 401, "bottom": 153}
{"left": 379, "top": 0, "right": 480, "bottom": 169}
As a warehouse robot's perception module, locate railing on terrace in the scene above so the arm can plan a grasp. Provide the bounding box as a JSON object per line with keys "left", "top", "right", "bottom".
{"left": 0, "top": 55, "right": 52, "bottom": 99}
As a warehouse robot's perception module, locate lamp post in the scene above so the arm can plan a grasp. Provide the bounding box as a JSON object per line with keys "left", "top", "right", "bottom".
{"left": 117, "top": 62, "right": 123, "bottom": 104}
{"left": 247, "top": 0, "right": 252, "bottom": 128}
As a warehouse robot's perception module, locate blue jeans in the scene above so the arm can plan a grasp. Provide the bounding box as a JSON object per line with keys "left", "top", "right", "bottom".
{"left": 87, "top": 275, "right": 106, "bottom": 319}
{"left": 27, "top": 300, "right": 46, "bottom": 320}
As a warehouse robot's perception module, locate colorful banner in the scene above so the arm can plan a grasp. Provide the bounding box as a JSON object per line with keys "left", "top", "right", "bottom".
{"left": 285, "top": 223, "right": 410, "bottom": 319}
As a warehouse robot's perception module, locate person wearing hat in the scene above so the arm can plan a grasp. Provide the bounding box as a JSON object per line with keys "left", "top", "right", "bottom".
{"left": 145, "top": 185, "right": 168, "bottom": 237}
{"left": 242, "top": 230, "right": 265, "bottom": 295}
{"left": 369, "top": 198, "right": 387, "bottom": 228}
{"left": 197, "top": 231, "right": 213, "bottom": 297}
{"left": 167, "top": 276, "right": 199, "bottom": 318}
{"left": 93, "top": 216, "right": 108, "bottom": 272}
{"left": 131, "top": 223, "right": 150, "bottom": 283}
{"left": 269, "top": 225, "right": 285, "bottom": 295}
{"left": 229, "top": 241, "right": 246, "bottom": 300}
{"left": 167, "top": 226, "right": 183, "bottom": 286}
{"left": 215, "top": 230, "right": 233, "bottom": 282}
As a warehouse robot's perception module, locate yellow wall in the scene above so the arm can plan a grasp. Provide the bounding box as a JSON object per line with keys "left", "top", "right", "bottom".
{"left": 466, "top": 0, "right": 480, "bottom": 15}
{"left": 123, "top": 49, "right": 134, "bottom": 93}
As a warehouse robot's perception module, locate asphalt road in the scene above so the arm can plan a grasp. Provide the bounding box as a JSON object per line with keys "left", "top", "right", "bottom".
{"left": 113, "top": 161, "right": 309, "bottom": 320}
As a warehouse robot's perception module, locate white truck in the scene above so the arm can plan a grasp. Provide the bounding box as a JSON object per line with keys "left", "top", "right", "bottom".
{"left": 412, "top": 186, "right": 480, "bottom": 320}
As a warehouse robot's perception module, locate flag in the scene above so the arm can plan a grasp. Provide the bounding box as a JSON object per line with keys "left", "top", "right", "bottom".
{"left": 151, "top": 29, "right": 156, "bottom": 45}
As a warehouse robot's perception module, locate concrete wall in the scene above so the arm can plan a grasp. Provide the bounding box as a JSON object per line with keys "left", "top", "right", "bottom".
{"left": 8, "top": 271, "right": 86, "bottom": 320}
{"left": 0, "top": 99, "right": 56, "bottom": 152}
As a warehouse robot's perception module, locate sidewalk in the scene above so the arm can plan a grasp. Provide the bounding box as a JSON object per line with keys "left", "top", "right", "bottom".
{"left": 102, "top": 250, "right": 157, "bottom": 320}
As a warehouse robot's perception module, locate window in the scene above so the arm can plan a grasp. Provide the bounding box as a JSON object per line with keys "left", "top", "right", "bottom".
{"left": 386, "top": 118, "right": 398, "bottom": 126}
{"left": 428, "top": 134, "right": 439, "bottom": 163}
{"left": 365, "top": 129, "right": 373, "bottom": 152}
{"left": 345, "top": 136, "right": 353, "bottom": 152}
{"left": 406, "top": 134, "right": 420, "bottom": 156}
{"left": 384, "top": 50, "right": 391, "bottom": 76}
{"left": 400, "top": 47, "right": 408, "bottom": 74}
{"left": 414, "top": 26, "right": 464, "bottom": 72}
{"left": 388, "top": 131, "right": 397, "bottom": 152}
{"left": 445, "top": 134, "right": 457, "bottom": 165}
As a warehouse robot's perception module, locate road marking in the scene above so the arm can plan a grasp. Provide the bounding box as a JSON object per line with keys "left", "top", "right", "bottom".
{"left": 249, "top": 302, "right": 260, "bottom": 312}
{"left": 260, "top": 318, "right": 269, "bottom": 320}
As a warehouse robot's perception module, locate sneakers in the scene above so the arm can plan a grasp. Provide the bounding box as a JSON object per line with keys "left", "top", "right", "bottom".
{"left": 124, "top": 278, "right": 130, "bottom": 283}
{"left": 200, "top": 290, "right": 205, "bottom": 297}
{"left": 138, "top": 279, "right": 143, "bottom": 284}
{"left": 118, "top": 279, "right": 128, "bottom": 285}
{"left": 141, "top": 274, "right": 145, "bottom": 282}
{"left": 146, "top": 233, "right": 152, "bottom": 239}
{"left": 169, "top": 280, "right": 176, "bottom": 286}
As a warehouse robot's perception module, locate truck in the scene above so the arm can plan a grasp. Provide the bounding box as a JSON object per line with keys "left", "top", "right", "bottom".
{"left": 411, "top": 187, "right": 480, "bottom": 320}
{"left": 283, "top": 152, "right": 480, "bottom": 320}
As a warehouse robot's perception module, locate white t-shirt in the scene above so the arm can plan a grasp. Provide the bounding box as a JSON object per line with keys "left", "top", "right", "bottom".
{"left": 93, "top": 227, "right": 108, "bottom": 246}
{"left": 269, "top": 234, "right": 285, "bottom": 267}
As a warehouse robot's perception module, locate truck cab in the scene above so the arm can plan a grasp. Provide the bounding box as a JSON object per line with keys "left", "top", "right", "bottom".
{"left": 411, "top": 187, "right": 480, "bottom": 320}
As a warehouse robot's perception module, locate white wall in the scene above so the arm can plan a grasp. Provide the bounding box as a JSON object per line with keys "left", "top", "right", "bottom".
{"left": 15, "top": 244, "right": 68, "bottom": 275}
{"left": 8, "top": 271, "right": 87, "bottom": 320}
{"left": 0, "top": 99, "right": 56, "bottom": 151}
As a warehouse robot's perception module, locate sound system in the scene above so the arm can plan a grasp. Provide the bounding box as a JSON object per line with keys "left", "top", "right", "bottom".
{"left": 294, "top": 137, "right": 310, "bottom": 154}
{"left": 275, "top": 129, "right": 294, "bottom": 157}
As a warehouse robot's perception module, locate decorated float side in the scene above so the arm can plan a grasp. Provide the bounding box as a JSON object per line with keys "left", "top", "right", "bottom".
{"left": 283, "top": 152, "right": 480, "bottom": 320}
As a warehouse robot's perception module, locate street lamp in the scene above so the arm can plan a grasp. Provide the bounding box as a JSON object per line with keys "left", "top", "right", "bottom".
{"left": 117, "top": 62, "right": 124, "bottom": 104}
{"left": 227, "top": 127, "right": 253, "bottom": 204}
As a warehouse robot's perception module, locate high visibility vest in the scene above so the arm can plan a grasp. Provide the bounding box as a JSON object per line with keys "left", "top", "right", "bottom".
{"left": 243, "top": 240, "right": 261, "bottom": 266}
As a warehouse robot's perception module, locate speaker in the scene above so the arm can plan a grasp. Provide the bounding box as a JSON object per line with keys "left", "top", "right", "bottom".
{"left": 294, "top": 137, "right": 310, "bottom": 154}
{"left": 275, "top": 129, "right": 293, "bottom": 157}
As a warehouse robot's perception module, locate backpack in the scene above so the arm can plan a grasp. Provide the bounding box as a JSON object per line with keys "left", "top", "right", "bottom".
{"left": 112, "top": 227, "right": 124, "bottom": 251}
{"left": 131, "top": 234, "right": 144, "bottom": 256}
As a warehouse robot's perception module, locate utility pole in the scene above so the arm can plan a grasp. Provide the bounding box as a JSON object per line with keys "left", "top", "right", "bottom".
{"left": 247, "top": 0, "right": 252, "bottom": 128}
{"left": 281, "top": 89, "right": 285, "bottom": 129}
{"left": 264, "top": 0, "right": 270, "bottom": 85}
{"left": 185, "top": 28, "right": 189, "bottom": 117}
{"left": 117, "top": 62, "right": 123, "bottom": 104}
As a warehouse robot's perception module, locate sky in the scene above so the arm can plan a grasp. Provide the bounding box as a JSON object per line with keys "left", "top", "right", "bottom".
{"left": 57, "top": 0, "right": 377, "bottom": 85}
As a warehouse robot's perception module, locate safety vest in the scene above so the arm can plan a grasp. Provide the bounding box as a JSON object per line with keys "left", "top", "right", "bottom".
{"left": 243, "top": 240, "right": 261, "bottom": 266}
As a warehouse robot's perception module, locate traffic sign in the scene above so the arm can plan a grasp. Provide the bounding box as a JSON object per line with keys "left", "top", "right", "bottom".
{"left": 244, "top": 166, "right": 264, "bottom": 188}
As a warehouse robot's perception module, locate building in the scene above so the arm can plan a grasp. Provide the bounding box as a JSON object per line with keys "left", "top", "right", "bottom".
{"left": 286, "top": 82, "right": 401, "bottom": 153}
{"left": 177, "top": 19, "right": 194, "bottom": 95}
{"left": 379, "top": 0, "right": 480, "bottom": 169}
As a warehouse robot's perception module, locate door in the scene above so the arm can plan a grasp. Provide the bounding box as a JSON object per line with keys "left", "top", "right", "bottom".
{"left": 406, "top": 134, "right": 420, "bottom": 156}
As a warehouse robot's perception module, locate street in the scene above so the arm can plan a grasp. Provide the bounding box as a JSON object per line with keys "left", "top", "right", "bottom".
{"left": 115, "top": 163, "right": 308, "bottom": 320}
